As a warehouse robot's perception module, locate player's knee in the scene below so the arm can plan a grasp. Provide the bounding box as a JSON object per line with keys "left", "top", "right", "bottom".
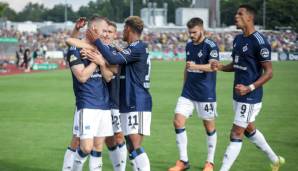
{"left": 246, "top": 123, "right": 255, "bottom": 133}
{"left": 230, "top": 128, "right": 244, "bottom": 139}
{"left": 115, "top": 133, "right": 125, "bottom": 144}
{"left": 173, "top": 116, "right": 185, "bottom": 128}
{"left": 80, "top": 145, "right": 93, "bottom": 154}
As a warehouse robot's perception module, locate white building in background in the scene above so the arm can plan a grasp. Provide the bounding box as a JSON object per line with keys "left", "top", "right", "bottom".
{"left": 193, "top": 0, "right": 220, "bottom": 27}
{"left": 141, "top": 2, "right": 168, "bottom": 27}
{"left": 175, "top": 8, "right": 209, "bottom": 28}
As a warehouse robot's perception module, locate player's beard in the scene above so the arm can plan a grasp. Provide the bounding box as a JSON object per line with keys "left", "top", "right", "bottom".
{"left": 191, "top": 32, "right": 202, "bottom": 43}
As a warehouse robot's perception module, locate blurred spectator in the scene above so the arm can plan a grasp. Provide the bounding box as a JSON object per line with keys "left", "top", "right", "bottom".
{"left": 0, "top": 28, "right": 297, "bottom": 62}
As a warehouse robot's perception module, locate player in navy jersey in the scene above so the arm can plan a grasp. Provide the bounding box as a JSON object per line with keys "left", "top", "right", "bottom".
{"left": 64, "top": 20, "right": 127, "bottom": 171}
{"left": 62, "top": 17, "right": 87, "bottom": 171}
{"left": 63, "top": 16, "right": 115, "bottom": 171}
{"left": 168, "top": 17, "right": 219, "bottom": 171}
{"left": 104, "top": 21, "right": 127, "bottom": 171}
{"left": 85, "top": 16, "right": 152, "bottom": 171}
{"left": 211, "top": 5, "right": 285, "bottom": 171}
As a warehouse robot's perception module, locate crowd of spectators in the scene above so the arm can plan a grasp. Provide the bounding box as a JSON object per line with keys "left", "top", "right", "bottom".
{"left": 0, "top": 28, "right": 297, "bottom": 63}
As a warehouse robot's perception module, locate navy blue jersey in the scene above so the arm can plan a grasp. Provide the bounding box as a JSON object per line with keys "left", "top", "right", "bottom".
{"left": 181, "top": 38, "right": 219, "bottom": 102}
{"left": 94, "top": 39, "right": 152, "bottom": 113}
{"left": 67, "top": 46, "right": 110, "bottom": 110}
{"left": 232, "top": 31, "right": 271, "bottom": 103}
{"left": 107, "top": 46, "right": 120, "bottom": 109}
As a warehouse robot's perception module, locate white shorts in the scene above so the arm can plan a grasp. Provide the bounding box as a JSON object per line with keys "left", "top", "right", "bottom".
{"left": 175, "top": 96, "right": 217, "bottom": 120}
{"left": 120, "top": 112, "right": 151, "bottom": 136}
{"left": 111, "top": 109, "right": 122, "bottom": 133}
{"left": 72, "top": 108, "right": 114, "bottom": 139}
{"left": 233, "top": 100, "right": 262, "bottom": 128}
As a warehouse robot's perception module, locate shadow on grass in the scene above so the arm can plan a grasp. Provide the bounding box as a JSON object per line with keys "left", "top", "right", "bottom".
{"left": 0, "top": 161, "right": 53, "bottom": 171}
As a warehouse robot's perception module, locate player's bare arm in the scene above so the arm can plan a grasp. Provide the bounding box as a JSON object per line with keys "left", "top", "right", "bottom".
{"left": 70, "top": 17, "right": 87, "bottom": 38}
{"left": 253, "top": 61, "right": 273, "bottom": 88}
{"left": 235, "top": 61, "right": 273, "bottom": 96}
{"left": 70, "top": 63, "right": 97, "bottom": 83}
{"left": 212, "top": 61, "right": 234, "bottom": 72}
{"left": 186, "top": 60, "right": 218, "bottom": 72}
{"left": 82, "top": 49, "right": 114, "bottom": 82}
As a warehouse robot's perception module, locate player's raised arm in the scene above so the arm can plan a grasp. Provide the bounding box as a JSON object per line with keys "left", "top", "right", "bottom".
{"left": 70, "top": 17, "right": 87, "bottom": 38}
{"left": 87, "top": 29, "right": 137, "bottom": 65}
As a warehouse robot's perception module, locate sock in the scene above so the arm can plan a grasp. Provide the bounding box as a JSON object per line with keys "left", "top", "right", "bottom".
{"left": 89, "top": 150, "right": 102, "bottom": 171}
{"left": 108, "top": 145, "right": 122, "bottom": 171}
{"left": 62, "top": 147, "right": 76, "bottom": 171}
{"left": 206, "top": 130, "right": 217, "bottom": 164}
{"left": 245, "top": 129, "right": 279, "bottom": 163}
{"left": 129, "top": 158, "right": 138, "bottom": 171}
{"left": 72, "top": 148, "right": 89, "bottom": 171}
{"left": 175, "top": 128, "right": 188, "bottom": 162}
{"left": 118, "top": 142, "right": 127, "bottom": 171}
{"left": 130, "top": 148, "right": 150, "bottom": 171}
{"left": 219, "top": 139, "right": 243, "bottom": 171}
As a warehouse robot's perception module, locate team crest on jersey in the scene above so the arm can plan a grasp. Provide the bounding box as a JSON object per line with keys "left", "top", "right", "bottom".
{"left": 210, "top": 50, "right": 218, "bottom": 58}
{"left": 260, "top": 48, "right": 270, "bottom": 58}
{"left": 242, "top": 44, "right": 248, "bottom": 52}
{"left": 186, "top": 51, "right": 190, "bottom": 55}
{"left": 233, "top": 43, "right": 237, "bottom": 48}
{"left": 198, "top": 50, "right": 203, "bottom": 58}
{"left": 69, "top": 54, "right": 77, "bottom": 62}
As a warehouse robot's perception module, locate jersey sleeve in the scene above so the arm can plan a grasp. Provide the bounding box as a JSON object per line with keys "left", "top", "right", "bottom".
{"left": 256, "top": 40, "right": 271, "bottom": 62}
{"left": 67, "top": 46, "right": 83, "bottom": 67}
{"left": 93, "top": 39, "right": 139, "bottom": 65}
{"left": 208, "top": 42, "right": 219, "bottom": 61}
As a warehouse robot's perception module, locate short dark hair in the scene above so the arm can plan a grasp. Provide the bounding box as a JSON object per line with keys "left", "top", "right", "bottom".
{"left": 187, "top": 17, "right": 204, "bottom": 29}
{"left": 108, "top": 20, "right": 117, "bottom": 29}
{"left": 124, "top": 16, "right": 144, "bottom": 35}
{"left": 239, "top": 4, "right": 257, "bottom": 18}
{"left": 88, "top": 15, "right": 108, "bottom": 28}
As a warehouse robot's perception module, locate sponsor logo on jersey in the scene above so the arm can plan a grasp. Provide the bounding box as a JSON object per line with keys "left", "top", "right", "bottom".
{"left": 210, "top": 50, "right": 218, "bottom": 58}
{"left": 242, "top": 44, "right": 248, "bottom": 52}
{"left": 260, "top": 48, "right": 270, "bottom": 58}
{"left": 233, "top": 64, "right": 247, "bottom": 70}
{"left": 69, "top": 54, "right": 77, "bottom": 62}
{"left": 234, "top": 55, "right": 239, "bottom": 63}
{"left": 122, "top": 49, "right": 131, "bottom": 55}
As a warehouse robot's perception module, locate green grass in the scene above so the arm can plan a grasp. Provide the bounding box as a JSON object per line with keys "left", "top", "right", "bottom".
{"left": 0, "top": 61, "right": 297, "bottom": 171}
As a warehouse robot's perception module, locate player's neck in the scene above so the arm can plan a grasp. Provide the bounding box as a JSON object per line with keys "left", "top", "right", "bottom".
{"left": 193, "top": 36, "right": 205, "bottom": 45}
{"left": 242, "top": 24, "right": 256, "bottom": 37}
{"left": 128, "top": 35, "right": 139, "bottom": 44}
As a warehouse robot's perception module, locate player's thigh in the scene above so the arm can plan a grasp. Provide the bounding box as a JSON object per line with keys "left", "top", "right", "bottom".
{"left": 233, "top": 101, "right": 262, "bottom": 128}
{"left": 175, "top": 96, "right": 195, "bottom": 118}
{"left": 95, "top": 109, "right": 114, "bottom": 137}
{"left": 74, "top": 108, "right": 98, "bottom": 140}
{"left": 120, "top": 111, "right": 151, "bottom": 136}
{"left": 195, "top": 102, "right": 218, "bottom": 120}
{"left": 111, "top": 108, "right": 122, "bottom": 133}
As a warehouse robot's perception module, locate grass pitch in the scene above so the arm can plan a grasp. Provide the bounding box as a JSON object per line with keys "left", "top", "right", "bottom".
{"left": 0, "top": 61, "right": 297, "bottom": 171}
